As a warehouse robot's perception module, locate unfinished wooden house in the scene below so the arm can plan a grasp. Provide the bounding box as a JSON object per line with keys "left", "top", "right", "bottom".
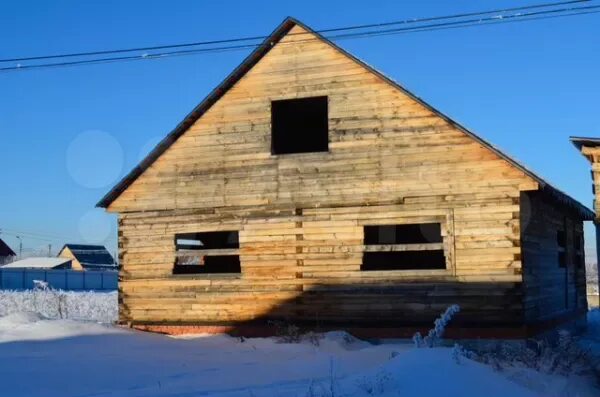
{"left": 570, "top": 136, "right": 600, "bottom": 307}
{"left": 98, "top": 18, "right": 593, "bottom": 337}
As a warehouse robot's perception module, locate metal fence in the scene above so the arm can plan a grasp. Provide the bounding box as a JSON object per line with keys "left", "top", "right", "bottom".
{"left": 0, "top": 268, "right": 118, "bottom": 291}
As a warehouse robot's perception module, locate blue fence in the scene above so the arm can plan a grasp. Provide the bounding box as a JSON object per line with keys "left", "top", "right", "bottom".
{"left": 0, "top": 269, "right": 118, "bottom": 291}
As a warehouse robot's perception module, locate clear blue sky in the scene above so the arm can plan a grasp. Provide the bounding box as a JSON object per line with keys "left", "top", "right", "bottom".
{"left": 1, "top": 0, "right": 599, "bottom": 259}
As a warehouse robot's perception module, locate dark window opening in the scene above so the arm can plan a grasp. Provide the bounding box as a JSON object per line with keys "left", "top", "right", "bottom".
{"left": 271, "top": 96, "right": 328, "bottom": 155}
{"left": 173, "top": 256, "right": 240, "bottom": 275}
{"left": 176, "top": 231, "right": 239, "bottom": 250}
{"left": 364, "top": 223, "right": 442, "bottom": 245}
{"left": 557, "top": 230, "right": 566, "bottom": 248}
{"left": 174, "top": 231, "right": 240, "bottom": 275}
{"left": 362, "top": 250, "right": 446, "bottom": 271}
{"left": 558, "top": 251, "right": 567, "bottom": 268}
{"left": 362, "top": 223, "right": 446, "bottom": 271}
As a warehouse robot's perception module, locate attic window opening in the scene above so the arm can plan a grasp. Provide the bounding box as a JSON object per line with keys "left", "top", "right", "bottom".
{"left": 173, "top": 231, "right": 240, "bottom": 275}
{"left": 361, "top": 223, "right": 446, "bottom": 271}
{"left": 271, "top": 96, "right": 328, "bottom": 155}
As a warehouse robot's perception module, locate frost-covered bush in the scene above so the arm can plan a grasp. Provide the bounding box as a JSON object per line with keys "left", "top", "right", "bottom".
{"left": 465, "top": 330, "right": 594, "bottom": 376}
{"left": 413, "top": 304, "right": 460, "bottom": 348}
{"left": 0, "top": 289, "right": 117, "bottom": 323}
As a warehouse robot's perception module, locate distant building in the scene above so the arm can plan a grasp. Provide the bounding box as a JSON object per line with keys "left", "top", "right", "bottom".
{"left": 57, "top": 244, "right": 117, "bottom": 271}
{"left": 2, "top": 257, "right": 71, "bottom": 269}
{"left": 570, "top": 136, "right": 600, "bottom": 307}
{"left": 0, "top": 238, "right": 16, "bottom": 265}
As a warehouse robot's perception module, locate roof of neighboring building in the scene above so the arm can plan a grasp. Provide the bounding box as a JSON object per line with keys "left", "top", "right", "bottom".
{"left": 0, "top": 238, "right": 16, "bottom": 257}
{"left": 60, "top": 244, "right": 116, "bottom": 268}
{"left": 2, "top": 257, "right": 71, "bottom": 269}
{"left": 570, "top": 136, "right": 600, "bottom": 151}
{"left": 96, "top": 17, "right": 594, "bottom": 220}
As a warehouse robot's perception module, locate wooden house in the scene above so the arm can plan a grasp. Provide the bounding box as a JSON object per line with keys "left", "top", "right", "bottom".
{"left": 98, "top": 18, "right": 593, "bottom": 337}
{"left": 570, "top": 136, "right": 600, "bottom": 307}
{"left": 57, "top": 244, "right": 117, "bottom": 271}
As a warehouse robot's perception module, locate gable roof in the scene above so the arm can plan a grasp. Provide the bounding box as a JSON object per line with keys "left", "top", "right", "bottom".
{"left": 60, "top": 244, "right": 116, "bottom": 268}
{"left": 97, "top": 17, "right": 593, "bottom": 220}
{"left": 0, "top": 238, "right": 16, "bottom": 257}
{"left": 2, "top": 257, "right": 71, "bottom": 269}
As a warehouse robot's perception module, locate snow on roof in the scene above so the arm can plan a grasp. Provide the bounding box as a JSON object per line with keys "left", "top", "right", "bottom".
{"left": 2, "top": 257, "right": 71, "bottom": 269}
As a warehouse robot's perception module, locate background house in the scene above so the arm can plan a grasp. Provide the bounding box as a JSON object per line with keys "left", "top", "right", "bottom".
{"left": 2, "top": 257, "right": 71, "bottom": 269}
{"left": 0, "top": 238, "right": 16, "bottom": 265}
{"left": 570, "top": 136, "right": 600, "bottom": 307}
{"left": 98, "top": 18, "right": 593, "bottom": 337}
{"left": 58, "top": 244, "right": 117, "bottom": 271}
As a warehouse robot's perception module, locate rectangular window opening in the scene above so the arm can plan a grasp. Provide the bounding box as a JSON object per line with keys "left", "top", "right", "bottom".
{"left": 361, "top": 223, "right": 446, "bottom": 271}
{"left": 173, "top": 231, "right": 240, "bottom": 275}
{"left": 364, "top": 223, "right": 442, "bottom": 245}
{"left": 557, "top": 230, "right": 566, "bottom": 248}
{"left": 558, "top": 251, "right": 567, "bottom": 268}
{"left": 271, "top": 96, "right": 328, "bottom": 155}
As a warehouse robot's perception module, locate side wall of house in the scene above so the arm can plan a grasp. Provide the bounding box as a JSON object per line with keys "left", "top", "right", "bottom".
{"left": 521, "top": 191, "right": 587, "bottom": 323}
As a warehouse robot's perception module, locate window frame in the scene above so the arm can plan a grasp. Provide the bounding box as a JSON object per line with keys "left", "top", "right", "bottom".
{"left": 360, "top": 212, "right": 454, "bottom": 276}
{"left": 172, "top": 231, "right": 242, "bottom": 278}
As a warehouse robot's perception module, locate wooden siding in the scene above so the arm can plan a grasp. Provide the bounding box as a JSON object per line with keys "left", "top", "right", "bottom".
{"left": 521, "top": 191, "right": 587, "bottom": 322}
{"left": 108, "top": 25, "right": 542, "bottom": 328}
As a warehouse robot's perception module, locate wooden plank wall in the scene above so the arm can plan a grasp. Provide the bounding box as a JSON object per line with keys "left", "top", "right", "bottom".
{"left": 118, "top": 197, "right": 524, "bottom": 326}
{"left": 109, "top": 25, "right": 541, "bottom": 327}
{"left": 521, "top": 191, "right": 587, "bottom": 322}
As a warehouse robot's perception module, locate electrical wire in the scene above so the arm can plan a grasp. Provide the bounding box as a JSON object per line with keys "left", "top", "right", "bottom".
{"left": 1, "top": 6, "right": 598, "bottom": 73}
{"left": 0, "top": 0, "right": 588, "bottom": 63}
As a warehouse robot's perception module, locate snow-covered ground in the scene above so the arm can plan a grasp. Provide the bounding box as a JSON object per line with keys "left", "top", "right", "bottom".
{"left": 0, "top": 291, "right": 598, "bottom": 397}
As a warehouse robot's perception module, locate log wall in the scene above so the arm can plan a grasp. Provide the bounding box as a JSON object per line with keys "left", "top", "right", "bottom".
{"left": 521, "top": 191, "right": 587, "bottom": 322}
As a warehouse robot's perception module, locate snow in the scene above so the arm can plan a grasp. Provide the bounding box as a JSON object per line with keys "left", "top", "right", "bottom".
{"left": 0, "top": 292, "right": 597, "bottom": 397}
{"left": 1, "top": 257, "right": 71, "bottom": 268}
{"left": 0, "top": 290, "right": 117, "bottom": 323}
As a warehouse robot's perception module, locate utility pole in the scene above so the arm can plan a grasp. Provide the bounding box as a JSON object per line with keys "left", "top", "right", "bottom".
{"left": 48, "top": 244, "right": 52, "bottom": 257}
{"left": 16, "top": 236, "right": 22, "bottom": 259}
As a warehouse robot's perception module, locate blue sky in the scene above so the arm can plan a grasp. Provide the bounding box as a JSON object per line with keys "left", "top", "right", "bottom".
{"left": 0, "top": 0, "right": 599, "bottom": 259}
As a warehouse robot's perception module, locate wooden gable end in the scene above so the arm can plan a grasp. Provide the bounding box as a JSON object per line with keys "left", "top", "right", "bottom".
{"left": 107, "top": 24, "right": 537, "bottom": 213}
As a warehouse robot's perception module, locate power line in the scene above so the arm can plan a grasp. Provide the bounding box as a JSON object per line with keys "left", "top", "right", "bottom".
{"left": 0, "top": 0, "right": 588, "bottom": 63}
{"left": 0, "top": 3, "right": 598, "bottom": 73}
{"left": 0, "top": 228, "right": 79, "bottom": 242}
